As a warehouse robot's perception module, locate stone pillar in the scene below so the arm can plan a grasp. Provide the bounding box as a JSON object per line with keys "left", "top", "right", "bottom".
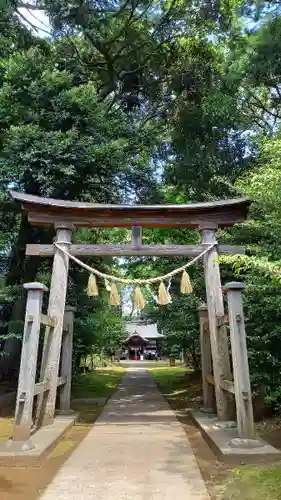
{"left": 198, "top": 303, "right": 216, "bottom": 413}
{"left": 201, "top": 225, "right": 233, "bottom": 420}
{"left": 58, "top": 306, "right": 76, "bottom": 414}
{"left": 224, "top": 282, "right": 255, "bottom": 438}
{"left": 39, "top": 224, "right": 73, "bottom": 426}
{"left": 13, "top": 282, "right": 47, "bottom": 447}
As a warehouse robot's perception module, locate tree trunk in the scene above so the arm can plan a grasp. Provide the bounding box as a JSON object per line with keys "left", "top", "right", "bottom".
{"left": 169, "top": 356, "right": 175, "bottom": 366}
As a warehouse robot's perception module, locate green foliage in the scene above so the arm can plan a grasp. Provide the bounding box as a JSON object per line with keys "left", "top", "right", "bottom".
{"left": 74, "top": 301, "right": 125, "bottom": 365}
{"left": 0, "top": 45, "right": 158, "bottom": 201}
{"left": 238, "top": 137, "right": 281, "bottom": 217}
{"left": 0, "top": 22, "right": 159, "bottom": 371}
{"left": 71, "top": 369, "right": 125, "bottom": 399}
{"left": 149, "top": 292, "right": 202, "bottom": 369}
{"left": 223, "top": 463, "right": 281, "bottom": 500}
{"left": 215, "top": 132, "right": 281, "bottom": 409}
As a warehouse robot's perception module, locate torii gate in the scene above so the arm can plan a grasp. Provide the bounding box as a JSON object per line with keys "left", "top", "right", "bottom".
{"left": 9, "top": 191, "right": 252, "bottom": 448}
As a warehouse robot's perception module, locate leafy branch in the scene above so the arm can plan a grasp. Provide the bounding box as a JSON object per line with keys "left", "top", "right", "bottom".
{"left": 219, "top": 254, "right": 281, "bottom": 282}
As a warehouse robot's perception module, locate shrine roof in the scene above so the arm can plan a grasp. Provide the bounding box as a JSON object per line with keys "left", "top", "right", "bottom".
{"left": 9, "top": 191, "right": 250, "bottom": 229}
{"left": 125, "top": 322, "right": 163, "bottom": 339}
{"left": 123, "top": 333, "right": 149, "bottom": 344}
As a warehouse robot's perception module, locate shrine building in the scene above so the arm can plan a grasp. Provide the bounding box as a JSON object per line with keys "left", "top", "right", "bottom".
{"left": 122, "top": 321, "right": 163, "bottom": 360}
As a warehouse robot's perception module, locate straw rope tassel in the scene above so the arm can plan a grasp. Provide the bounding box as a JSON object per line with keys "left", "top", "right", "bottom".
{"left": 158, "top": 281, "right": 170, "bottom": 306}
{"left": 134, "top": 286, "right": 146, "bottom": 310}
{"left": 109, "top": 282, "right": 121, "bottom": 306}
{"left": 180, "top": 270, "right": 193, "bottom": 294}
{"left": 87, "top": 273, "right": 99, "bottom": 297}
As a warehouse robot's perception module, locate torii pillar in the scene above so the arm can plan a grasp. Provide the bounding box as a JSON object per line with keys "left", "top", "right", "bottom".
{"left": 200, "top": 223, "right": 233, "bottom": 421}
{"left": 39, "top": 223, "right": 74, "bottom": 426}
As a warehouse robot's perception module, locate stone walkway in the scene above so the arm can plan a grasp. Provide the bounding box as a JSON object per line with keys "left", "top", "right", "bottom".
{"left": 40, "top": 369, "right": 210, "bottom": 499}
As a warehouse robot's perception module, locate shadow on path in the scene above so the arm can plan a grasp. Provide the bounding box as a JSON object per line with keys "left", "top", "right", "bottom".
{"left": 40, "top": 368, "right": 210, "bottom": 500}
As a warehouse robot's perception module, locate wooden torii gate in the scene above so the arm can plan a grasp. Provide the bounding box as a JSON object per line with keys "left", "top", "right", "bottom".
{"left": 9, "top": 191, "right": 252, "bottom": 447}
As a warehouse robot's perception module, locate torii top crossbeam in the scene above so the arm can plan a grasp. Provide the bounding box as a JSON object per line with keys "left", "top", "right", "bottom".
{"left": 10, "top": 191, "right": 250, "bottom": 228}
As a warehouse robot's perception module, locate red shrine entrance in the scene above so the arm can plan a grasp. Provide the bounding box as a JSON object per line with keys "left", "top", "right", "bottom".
{"left": 123, "top": 334, "right": 148, "bottom": 360}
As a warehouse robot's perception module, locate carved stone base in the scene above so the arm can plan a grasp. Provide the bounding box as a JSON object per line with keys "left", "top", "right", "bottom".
{"left": 200, "top": 407, "right": 216, "bottom": 415}
{"left": 214, "top": 421, "right": 237, "bottom": 429}
{"left": 0, "top": 438, "right": 35, "bottom": 452}
{"left": 229, "top": 437, "right": 265, "bottom": 449}
{"left": 55, "top": 409, "right": 75, "bottom": 416}
{"left": 190, "top": 410, "right": 281, "bottom": 462}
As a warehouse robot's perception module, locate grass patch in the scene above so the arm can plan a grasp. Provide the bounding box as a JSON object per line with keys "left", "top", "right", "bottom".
{"left": 71, "top": 367, "right": 124, "bottom": 400}
{"left": 49, "top": 439, "right": 76, "bottom": 458}
{"left": 0, "top": 417, "right": 13, "bottom": 441}
{"left": 150, "top": 366, "right": 191, "bottom": 391}
{"left": 222, "top": 464, "right": 281, "bottom": 500}
{"left": 149, "top": 366, "right": 202, "bottom": 410}
{"left": 71, "top": 367, "right": 125, "bottom": 423}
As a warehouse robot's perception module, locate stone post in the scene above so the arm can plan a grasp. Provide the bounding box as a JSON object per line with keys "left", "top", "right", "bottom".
{"left": 58, "top": 306, "right": 76, "bottom": 414}
{"left": 13, "top": 282, "right": 47, "bottom": 447}
{"left": 201, "top": 225, "right": 233, "bottom": 420}
{"left": 39, "top": 224, "right": 74, "bottom": 426}
{"left": 224, "top": 282, "right": 255, "bottom": 438}
{"left": 198, "top": 303, "right": 216, "bottom": 413}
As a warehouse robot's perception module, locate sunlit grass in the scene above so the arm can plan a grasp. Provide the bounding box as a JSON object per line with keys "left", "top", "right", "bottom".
{"left": 71, "top": 367, "right": 125, "bottom": 399}
{"left": 149, "top": 366, "right": 192, "bottom": 394}
{"left": 148, "top": 366, "right": 202, "bottom": 411}
{"left": 222, "top": 464, "right": 281, "bottom": 500}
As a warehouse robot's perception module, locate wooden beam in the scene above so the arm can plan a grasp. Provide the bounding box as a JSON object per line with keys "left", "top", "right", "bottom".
{"left": 13, "top": 283, "right": 47, "bottom": 442}
{"left": 34, "top": 381, "right": 50, "bottom": 396}
{"left": 26, "top": 243, "right": 245, "bottom": 257}
{"left": 216, "top": 314, "right": 229, "bottom": 327}
{"left": 220, "top": 379, "right": 235, "bottom": 395}
{"left": 41, "top": 314, "right": 56, "bottom": 328}
{"left": 10, "top": 190, "right": 251, "bottom": 212}
{"left": 37, "top": 225, "right": 73, "bottom": 427}
{"left": 33, "top": 375, "right": 66, "bottom": 396}
{"left": 206, "top": 374, "right": 215, "bottom": 385}
{"left": 131, "top": 226, "right": 142, "bottom": 246}
{"left": 202, "top": 227, "right": 233, "bottom": 420}
{"left": 206, "top": 375, "right": 235, "bottom": 395}
{"left": 224, "top": 282, "right": 255, "bottom": 438}
{"left": 198, "top": 304, "right": 216, "bottom": 411}
{"left": 27, "top": 212, "right": 248, "bottom": 228}
{"left": 10, "top": 190, "right": 251, "bottom": 229}
{"left": 59, "top": 306, "right": 75, "bottom": 412}
{"left": 57, "top": 376, "right": 67, "bottom": 387}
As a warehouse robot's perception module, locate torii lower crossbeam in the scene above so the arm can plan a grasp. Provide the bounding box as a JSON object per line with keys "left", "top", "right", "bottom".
{"left": 26, "top": 244, "right": 244, "bottom": 257}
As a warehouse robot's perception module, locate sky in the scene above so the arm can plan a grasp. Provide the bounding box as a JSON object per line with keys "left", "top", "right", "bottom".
{"left": 17, "top": 4, "right": 51, "bottom": 37}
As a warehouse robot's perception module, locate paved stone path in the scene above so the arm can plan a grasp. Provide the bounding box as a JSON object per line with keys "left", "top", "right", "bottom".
{"left": 40, "top": 369, "right": 210, "bottom": 499}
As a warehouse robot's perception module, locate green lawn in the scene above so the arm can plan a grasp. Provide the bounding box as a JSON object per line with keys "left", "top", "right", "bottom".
{"left": 223, "top": 465, "right": 281, "bottom": 500}
{"left": 71, "top": 367, "right": 125, "bottom": 424}
{"left": 149, "top": 365, "right": 202, "bottom": 410}
{"left": 149, "top": 366, "right": 191, "bottom": 391}
{"left": 71, "top": 367, "right": 125, "bottom": 400}
{"left": 149, "top": 366, "right": 281, "bottom": 500}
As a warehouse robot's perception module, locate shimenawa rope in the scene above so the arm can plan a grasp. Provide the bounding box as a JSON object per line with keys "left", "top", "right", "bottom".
{"left": 54, "top": 242, "right": 215, "bottom": 285}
